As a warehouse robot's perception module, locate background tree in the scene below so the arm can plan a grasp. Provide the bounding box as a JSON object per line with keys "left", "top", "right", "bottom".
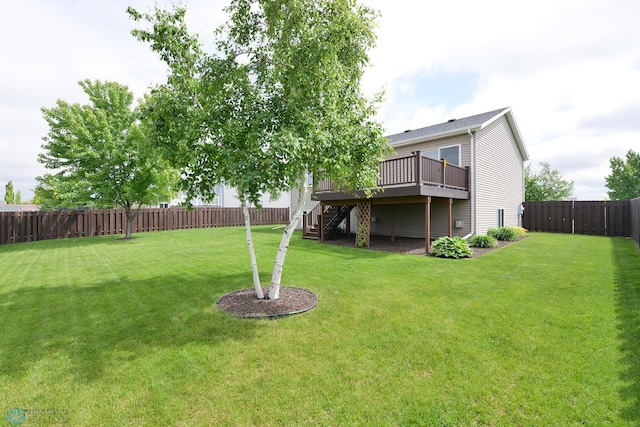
{"left": 525, "top": 162, "right": 574, "bottom": 201}
{"left": 129, "top": 0, "right": 389, "bottom": 299}
{"left": 4, "top": 181, "right": 15, "bottom": 204}
{"left": 15, "top": 190, "right": 21, "bottom": 204}
{"left": 33, "top": 173, "right": 94, "bottom": 210}
{"left": 605, "top": 149, "right": 640, "bottom": 200}
{"left": 38, "top": 79, "right": 178, "bottom": 238}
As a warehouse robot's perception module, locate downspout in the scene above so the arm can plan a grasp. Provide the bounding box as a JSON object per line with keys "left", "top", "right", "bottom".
{"left": 463, "top": 129, "right": 476, "bottom": 239}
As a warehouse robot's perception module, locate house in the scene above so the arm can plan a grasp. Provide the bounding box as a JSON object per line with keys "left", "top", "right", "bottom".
{"left": 299, "top": 107, "right": 529, "bottom": 252}
{"left": 168, "top": 185, "right": 291, "bottom": 209}
{"left": 0, "top": 201, "right": 40, "bottom": 212}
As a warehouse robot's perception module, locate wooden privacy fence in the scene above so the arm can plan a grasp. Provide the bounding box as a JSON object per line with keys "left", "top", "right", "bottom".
{"left": 0, "top": 207, "right": 290, "bottom": 245}
{"left": 523, "top": 200, "right": 632, "bottom": 237}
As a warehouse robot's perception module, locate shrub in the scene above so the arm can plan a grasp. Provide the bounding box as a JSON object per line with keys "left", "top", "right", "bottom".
{"left": 469, "top": 234, "right": 497, "bottom": 248}
{"left": 513, "top": 226, "right": 528, "bottom": 237}
{"left": 488, "top": 227, "right": 518, "bottom": 242}
{"left": 432, "top": 236, "right": 473, "bottom": 259}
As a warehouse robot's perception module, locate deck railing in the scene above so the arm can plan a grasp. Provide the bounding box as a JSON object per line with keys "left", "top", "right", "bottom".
{"left": 314, "top": 151, "right": 469, "bottom": 193}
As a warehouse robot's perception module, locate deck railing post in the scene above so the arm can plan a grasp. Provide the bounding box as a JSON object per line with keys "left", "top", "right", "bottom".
{"left": 413, "top": 151, "right": 422, "bottom": 187}
{"left": 465, "top": 166, "right": 470, "bottom": 192}
{"left": 442, "top": 159, "right": 446, "bottom": 187}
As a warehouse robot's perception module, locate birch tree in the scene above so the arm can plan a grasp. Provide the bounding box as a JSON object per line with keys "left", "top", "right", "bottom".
{"left": 129, "top": 0, "right": 389, "bottom": 299}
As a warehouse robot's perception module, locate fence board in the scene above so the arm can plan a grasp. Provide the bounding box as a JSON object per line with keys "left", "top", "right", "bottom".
{"left": 0, "top": 207, "right": 290, "bottom": 246}
{"left": 631, "top": 198, "right": 640, "bottom": 246}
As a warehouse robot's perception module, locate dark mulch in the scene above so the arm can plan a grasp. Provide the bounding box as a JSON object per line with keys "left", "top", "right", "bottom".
{"left": 216, "top": 286, "right": 317, "bottom": 318}
{"left": 322, "top": 234, "right": 524, "bottom": 257}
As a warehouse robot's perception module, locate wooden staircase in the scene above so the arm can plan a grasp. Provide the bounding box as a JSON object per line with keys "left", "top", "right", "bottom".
{"left": 303, "top": 205, "right": 354, "bottom": 241}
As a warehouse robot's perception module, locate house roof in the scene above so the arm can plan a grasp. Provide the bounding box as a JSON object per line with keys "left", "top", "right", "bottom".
{"left": 386, "top": 107, "right": 529, "bottom": 161}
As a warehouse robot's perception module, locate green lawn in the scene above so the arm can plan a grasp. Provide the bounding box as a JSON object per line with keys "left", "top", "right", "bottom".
{"left": 0, "top": 228, "right": 638, "bottom": 426}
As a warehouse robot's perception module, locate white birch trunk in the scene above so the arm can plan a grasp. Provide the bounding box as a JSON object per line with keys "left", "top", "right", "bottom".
{"left": 242, "top": 199, "right": 264, "bottom": 299}
{"left": 268, "top": 182, "right": 310, "bottom": 300}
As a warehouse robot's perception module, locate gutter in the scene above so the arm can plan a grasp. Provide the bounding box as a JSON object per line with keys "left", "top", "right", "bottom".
{"left": 463, "top": 128, "right": 476, "bottom": 239}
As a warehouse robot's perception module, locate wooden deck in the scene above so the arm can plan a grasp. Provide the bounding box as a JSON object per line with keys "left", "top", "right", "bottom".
{"left": 313, "top": 151, "right": 469, "bottom": 202}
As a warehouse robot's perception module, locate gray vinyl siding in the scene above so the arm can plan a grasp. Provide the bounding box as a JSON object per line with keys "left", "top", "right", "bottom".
{"left": 391, "top": 134, "right": 471, "bottom": 167}
{"left": 349, "top": 201, "right": 471, "bottom": 239}
{"left": 474, "top": 116, "right": 525, "bottom": 235}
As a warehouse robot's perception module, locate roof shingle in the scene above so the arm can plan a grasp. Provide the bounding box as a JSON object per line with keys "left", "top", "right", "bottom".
{"left": 386, "top": 107, "right": 510, "bottom": 145}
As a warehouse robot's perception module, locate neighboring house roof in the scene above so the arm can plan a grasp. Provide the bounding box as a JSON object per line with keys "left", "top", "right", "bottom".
{"left": 386, "top": 107, "right": 529, "bottom": 161}
{"left": 0, "top": 203, "right": 41, "bottom": 212}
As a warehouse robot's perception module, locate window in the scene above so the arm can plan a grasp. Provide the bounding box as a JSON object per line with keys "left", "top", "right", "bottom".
{"left": 439, "top": 145, "right": 460, "bottom": 166}
{"left": 498, "top": 209, "right": 505, "bottom": 227}
{"left": 422, "top": 145, "right": 460, "bottom": 166}
{"left": 423, "top": 149, "right": 438, "bottom": 160}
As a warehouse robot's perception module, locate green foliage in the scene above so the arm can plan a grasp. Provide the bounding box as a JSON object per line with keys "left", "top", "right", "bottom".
{"left": 525, "top": 162, "right": 574, "bottom": 201}
{"left": 431, "top": 236, "right": 473, "bottom": 258}
{"left": 605, "top": 149, "right": 640, "bottom": 200}
{"left": 37, "top": 80, "right": 179, "bottom": 234}
{"left": 469, "top": 235, "right": 497, "bottom": 248}
{"left": 488, "top": 227, "right": 519, "bottom": 241}
{"left": 4, "top": 181, "right": 15, "bottom": 204}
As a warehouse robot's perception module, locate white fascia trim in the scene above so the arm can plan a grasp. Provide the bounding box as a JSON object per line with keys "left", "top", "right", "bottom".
{"left": 479, "top": 107, "right": 529, "bottom": 161}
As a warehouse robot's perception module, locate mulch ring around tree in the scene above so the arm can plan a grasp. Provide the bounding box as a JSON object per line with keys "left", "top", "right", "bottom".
{"left": 216, "top": 286, "right": 317, "bottom": 319}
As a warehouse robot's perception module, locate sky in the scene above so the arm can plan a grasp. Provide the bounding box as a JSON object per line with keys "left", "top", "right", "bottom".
{"left": 1, "top": 0, "right": 639, "bottom": 202}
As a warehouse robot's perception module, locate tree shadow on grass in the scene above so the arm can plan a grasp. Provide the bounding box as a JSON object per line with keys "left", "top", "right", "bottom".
{"left": 612, "top": 238, "right": 640, "bottom": 423}
{"left": 0, "top": 271, "right": 259, "bottom": 383}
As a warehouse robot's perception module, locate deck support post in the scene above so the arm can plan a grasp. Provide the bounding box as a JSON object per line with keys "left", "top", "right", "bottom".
{"left": 391, "top": 205, "right": 395, "bottom": 243}
{"left": 448, "top": 198, "right": 453, "bottom": 237}
{"left": 356, "top": 201, "right": 371, "bottom": 248}
{"left": 303, "top": 211, "right": 308, "bottom": 238}
{"left": 320, "top": 202, "right": 325, "bottom": 242}
{"left": 425, "top": 196, "right": 431, "bottom": 253}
